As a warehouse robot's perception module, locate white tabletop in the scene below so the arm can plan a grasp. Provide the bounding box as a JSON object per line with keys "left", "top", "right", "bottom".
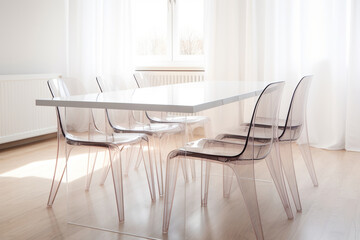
{"left": 36, "top": 81, "right": 268, "bottom": 113}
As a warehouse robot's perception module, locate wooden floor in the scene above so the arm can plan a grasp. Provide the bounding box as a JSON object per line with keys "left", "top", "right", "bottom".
{"left": 1, "top": 138, "right": 360, "bottom": 240}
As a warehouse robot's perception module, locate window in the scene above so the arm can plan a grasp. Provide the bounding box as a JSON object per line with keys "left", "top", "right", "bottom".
{"left": 132, "top": 0, "right": 204, "bottom": 67}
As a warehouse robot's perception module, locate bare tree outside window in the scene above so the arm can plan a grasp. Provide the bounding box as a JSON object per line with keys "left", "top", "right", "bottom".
{"left": 137, "top": 36, "right": 167, "bottom": 56}
{"left": 133, "top": 0, "right": 168, "bottom": 58}
{"left": 176, "top": 0, "right": 204, "bottom": 59}
{"left": 180, "top": 30, "right": 204, "bottom": 55}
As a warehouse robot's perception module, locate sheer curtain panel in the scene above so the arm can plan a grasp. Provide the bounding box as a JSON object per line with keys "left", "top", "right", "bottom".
{"left": 204, "top": 0, "right": 360, "bottom": 151}
{"left": 66, "top": 0, "right": 134, "bottom": 93}
{"left": 64, "top": 0, "right": 134, "bottom": 130}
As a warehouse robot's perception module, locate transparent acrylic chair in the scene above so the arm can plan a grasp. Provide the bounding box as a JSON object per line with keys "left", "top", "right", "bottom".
{"left": 96, "top": 76, "right": 185, "bottom": 197}
{"left": 217, "top": 76, "right": 316, "bottom": 212}
{"left": 163, "top": 82, "right": 291, "bottom": 240}
{"left": 47, "top": 78, "right": 156, "bottom": 222}
{"left": 133, "top": 72, "right": 211, "bottom": 179}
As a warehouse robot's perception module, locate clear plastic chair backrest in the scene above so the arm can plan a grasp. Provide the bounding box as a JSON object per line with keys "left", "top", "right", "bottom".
{"left": 133, "top": 72, "right": 150, "bottom": 88}
{"left": 280, "top": 76, "right": 312, "bottom": 140}
{"left": 133, "top": 72, "right": 169, "bottom": 122}
{"left": 48, "top": 78, "right": 94, "bottom": 139}
{"left": 96, "top": 76, "right": 139, "bottom": 130}
{"left": 47, "top": 78, "right": 71, "bottom": 137}
{"left": 240, "top": 82, "right": 285, "bottom": 160}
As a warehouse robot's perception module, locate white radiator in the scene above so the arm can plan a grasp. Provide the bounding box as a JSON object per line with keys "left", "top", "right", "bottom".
{"left": 138, "top": 71, "right": 204, "bottom": 86}
{"left": 0, "top": 74, "right": 60, "bottom": 144}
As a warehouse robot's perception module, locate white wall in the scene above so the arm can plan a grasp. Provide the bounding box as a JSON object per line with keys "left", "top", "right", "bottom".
{"left": 0, "top": 0, "right": 66, "bottom": 75}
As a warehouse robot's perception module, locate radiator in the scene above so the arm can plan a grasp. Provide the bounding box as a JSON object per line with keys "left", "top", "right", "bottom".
{"left": 138, "top": 71, "right": 204, "bottom": 86}
{"left": 0, "top": 74, "right": 60, "bottom": 144}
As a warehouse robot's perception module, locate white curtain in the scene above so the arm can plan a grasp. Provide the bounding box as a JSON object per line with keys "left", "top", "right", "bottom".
{"left": 345, "top": 0, "right": 360, "bottom": 151}
{"left": 66, "top": 0, "right": 134, "bottom": 94}
{"left": 64, "top": 0, "right": 134, "bottom": 131}
{"left": 204, "top": 0, "right": 360, "bottom": 151}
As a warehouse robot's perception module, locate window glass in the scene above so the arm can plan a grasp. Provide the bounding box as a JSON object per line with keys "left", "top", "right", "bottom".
{"left": 133, "top": 0, "right": 168, "bottom": 58}
{"left": 176, "top": 0, "right": 204, "bottom": 57}
{"left": 133, "top": 0, "right": 204, "bottom": 65}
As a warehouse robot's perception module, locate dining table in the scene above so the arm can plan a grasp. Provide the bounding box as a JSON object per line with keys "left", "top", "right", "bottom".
{"left": 36, "top": 80, "right": 269, "bottom": 239}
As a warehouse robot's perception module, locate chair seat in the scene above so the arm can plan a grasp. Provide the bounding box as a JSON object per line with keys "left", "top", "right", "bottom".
{"left": 218, "top": 125, "right": 274, "bottom": 141}
{"left": 176, "top": 138, "right": 272, "bottom": 161}
{"left": 66, "top": 132, "right": 146, "bottom": 146}
{"left": 113, "top": 122, "right": 183, "bottom": 136}
{"left": 181, "top": 139, "right": 244, "bottom": 158}
{"left": 150, "top": 115, "right": 209, "bottom": 125}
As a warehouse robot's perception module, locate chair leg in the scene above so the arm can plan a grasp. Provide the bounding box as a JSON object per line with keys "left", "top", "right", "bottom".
{"left": 223, "top": 164, "right": 233, "bottom": 198}
{"left": 190, "top": 159, "right": 196, "bottom": 179}
{"left": 47, "top": 133, "right": 70, "bottom": 207}
{"left": 176, "top": 135, "right": 189, "bottom": 181}
{"left": 279, "top": 141, "right": 302, "bottom": 212}
{"left": 85, "top": 148, "right": 98, "bottom": 191}
{"left": 153, "top": 136, "right": 164, "bottom": 197}
{"left": 162, "top": 154, "right": 180, "bottom": 233}
{"left": 180, "top": 158, "right": 188, "bottom": 182}
{"left": 265, "top": 142, "right": 294, "bottom": 219}
{"left": 298, "top": 122, "right": 318, "bottom": 186}
{"left": 188, "top": 126, "right": 196, "bottom": 179}
{"left": 230, "top": 161, "right": 264, "bottom": 240}
{"left": 201, "top": 161, "right": 211, "bottom": 206}
{"left": 108, "top": 146, "right": 125, "bottom": 222}
{"left": 298, "top": 143, "right": 318, "bottom": 186}
{"left": 141, "top": 141, "right": 156, "bottom": 201}
{"left": 124, "top": 146, "right": 134, "bottom": 176}
{"left": 100, "top": 150, "right": 110, "bottom": 185}
{"left": 134, "top": 145, "right": 143, "bottom": 170}
{"left": 158, "top": 137, "right": 165, "bottom": 197}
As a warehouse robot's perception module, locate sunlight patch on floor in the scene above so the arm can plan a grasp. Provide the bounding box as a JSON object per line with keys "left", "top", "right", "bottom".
{"left": 0, "top": 152, "right": 106, "bottom": 182}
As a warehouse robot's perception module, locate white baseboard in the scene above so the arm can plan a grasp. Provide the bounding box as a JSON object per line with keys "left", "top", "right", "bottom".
{"left": 0, "top": 127, "right": 57, "bottom": 144}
